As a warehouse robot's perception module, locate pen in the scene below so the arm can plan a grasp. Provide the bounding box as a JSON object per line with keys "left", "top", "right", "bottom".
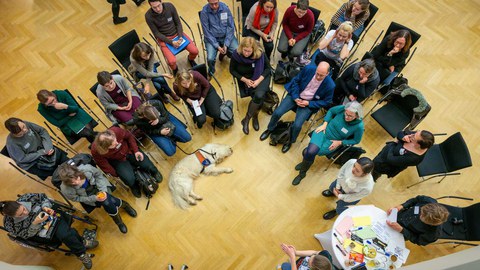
{"left": 336, "top": 244, "right": 347, "bottom": 256}
{"left": 350, "top": 226, "right": 363, "bottom": 231}
{"left": 333, "top": 232, "right": 344, "bottom": 244}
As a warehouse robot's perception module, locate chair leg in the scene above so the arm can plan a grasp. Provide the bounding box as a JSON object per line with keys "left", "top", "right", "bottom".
{"left": 324, "top": 146, "right": 352, "bottom": 172}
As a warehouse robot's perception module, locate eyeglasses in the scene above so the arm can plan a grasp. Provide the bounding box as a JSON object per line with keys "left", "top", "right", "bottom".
{"left": 344, "top": 112, "right": 356, "bottom": 119}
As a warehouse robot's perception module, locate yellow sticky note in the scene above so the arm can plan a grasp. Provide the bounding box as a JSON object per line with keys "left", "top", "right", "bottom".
{"left": 352, "top": 216, "right": 372, "bottom": 227}
{"left": 343, "top": 239, "right": 364, "bottom": 254}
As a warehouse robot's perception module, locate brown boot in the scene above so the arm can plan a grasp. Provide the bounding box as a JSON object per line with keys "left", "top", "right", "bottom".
{"left": 169, "top": 91, "right": 181, "bottom": 101}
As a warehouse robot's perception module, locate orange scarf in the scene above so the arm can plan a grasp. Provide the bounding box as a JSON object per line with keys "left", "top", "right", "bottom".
{"left": 252, "top": 4, "right": 275, "bottom": 34}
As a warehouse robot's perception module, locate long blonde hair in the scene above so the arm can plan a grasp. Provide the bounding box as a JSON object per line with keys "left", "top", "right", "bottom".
{"left": 237, "top": 37, "right": 263, "bottom": 59}
{"left": 174, "top": 70, "right": 197, "bottom": 96}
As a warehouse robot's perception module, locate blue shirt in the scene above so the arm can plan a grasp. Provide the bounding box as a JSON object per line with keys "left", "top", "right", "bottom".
{"left": 200, "top": 2, "right": 235, "bottom": 48}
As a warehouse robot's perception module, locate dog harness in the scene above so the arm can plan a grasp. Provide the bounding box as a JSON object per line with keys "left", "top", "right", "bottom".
{"left": 195, "top": 151, "right": 211, "bottom": 173}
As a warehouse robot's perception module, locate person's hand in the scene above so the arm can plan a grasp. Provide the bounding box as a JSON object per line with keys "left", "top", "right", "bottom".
{"left": 53, "top": 102, "right": 68, "bottom": 110}
{"left": 68, "top": 112, "right": 77, "bottom": 116}
{"left": 134, "top": 151, "right": 144, "bottom": 161}
{"left": 199, "top": 98, "right": 205, "bottom": 106}
{"left": 294, "top": 98, "right": 302, "bottom": 106}
{"left": 218, "top": 46, "right": 226, "bottom": 55}
{"left": 280, "top": 243, "right": 296, "bottom": 258}
{"left": 245, "top": 79, "right": 255, "bottom": 88}
{"left": 45, "top": 149, "right": 55, "bottom": 155}
{"left": 297, "top": 100, "right": 309, "bottom": 108}
{"left": 186, "top": 98, "right": 193, "bottom": 106}
{"left": 348, "top": 94, "right": 357, "bottom": 101}
{"left": 288, "top": 38, "right": 296, "bottom": 47}
{"left": 33, "top": 212, "right": 49, "bottom": 225}
{"left": 328, "top": 140, "right": 342, "bottom": 151}
{"left": 250, "top": 79, "right": 261, "bottom": 88}
{"left": 315, "top": 123, "right": 327, "bottom": 133}
{"left": 163, "top": 73, "right": 174, "bottom": 79}
{"left": 389, "top": 47, "right": 400, "bottom": 55}
{"left": 172, "top": 40, "right": 181, "bottom": 48}
{"left": 359, "top": 76, "right": 368, "bottom": 84}
{"left": 96, "top": 192, "right": 107, "bottom": 202}
{"left": 386, "top": 220, "right": 403, "bottom": 232}
{"left": 402, "top": 134, "right": 415, "bottom": 143}
{"left": 333, "top": 188, "right": 341, "bottom": 197}
{"left": 160, "top": 128, "right": 170, "bottom": 136}
{"left": 387, "top": 205, "right": 404, "bottom": 215}
{"left": 125, "top": 101, "right": 132, "bottom": 111}
{"left": 144, "top": 83, "right": 151, "bottom": 94}
{"left": 42, "top": 207, "right": 55, "bottom": 216}
{"left": 150, "top": 119, "right": 159, "bottom": 126}
{"left": 389, "top": 66, "right": 395, "bottom": 72}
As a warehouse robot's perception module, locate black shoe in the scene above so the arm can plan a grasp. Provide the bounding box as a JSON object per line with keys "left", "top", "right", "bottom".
{"left": 113, "top": 16, "right": 128, "bottom": 25}
{"left": 112, "top": 214, "right": 128, "bottom": 234}
{"left": 133, "top": 0, "right": 144, "bottom": 6}
{"left": 219, "top": 53, "right": 226, "bottom": 62}
{"left": 121, "top": 201, "right": 137, "bottom": 217}
{"left": 322, "top": 189, "right": 334, "bottom": 197}
{"left": 241, "top": 117, "right": 250, "bottom": 135}
{"left": 323, "top": 210, "right": 337, "bottom": 220}
{"left": 294, "top": 162, "right": 303, "bottom": 171}
{"left": 131, "top": 186, "right": 141, "bottom": 198}
{"left": 252, "top": 116, "right": 260, "bottom": 131}
{"left": 83, "top": 239, "right": 99, "bottom": 250}
{"left": 282, "top": 142, "right": 292, "bottom": 153}
{"left": 260, "top": 130, "right": 272, "bottom": 141}
{"left": 281, "top": 52, "right": 288, "bottom": 59}
{"left": 292, "top": 172, "right": 305, "bottom": 186}
{"left": 188, "top": 57, "right": 197, "bottom": 67}
{"left": 153, "top": 171, "right": 163, "bottom": 183}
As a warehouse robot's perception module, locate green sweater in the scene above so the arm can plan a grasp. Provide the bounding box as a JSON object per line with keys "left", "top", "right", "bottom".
{"left": 37, "top": 90, "right": 93, "bottom": 136}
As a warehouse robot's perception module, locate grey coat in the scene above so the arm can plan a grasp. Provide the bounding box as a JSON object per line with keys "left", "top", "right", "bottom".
{"left": 60, "top": 164, "right": 112, "bottom": 206}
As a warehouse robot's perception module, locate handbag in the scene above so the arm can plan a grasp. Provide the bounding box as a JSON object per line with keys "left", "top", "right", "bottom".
{"left": 160, "top": 121, "right": 176, "bottom": 137}
{"left": 36, "top": 151, "right": 57, "bottom": 170}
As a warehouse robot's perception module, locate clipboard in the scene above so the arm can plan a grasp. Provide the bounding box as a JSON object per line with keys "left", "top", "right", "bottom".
{"left": 166, "top": 35, "right": 190, "bottom": 55}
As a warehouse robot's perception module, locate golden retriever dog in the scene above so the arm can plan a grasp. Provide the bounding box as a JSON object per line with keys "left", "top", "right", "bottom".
{"left": 168, "top": 143, "right": 233, "bottom": 209}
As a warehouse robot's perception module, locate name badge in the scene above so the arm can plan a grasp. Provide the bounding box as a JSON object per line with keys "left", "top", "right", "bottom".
{"left": 117, "top": 89, "right": 122, "bottom": 93}
{"left": 115, "top": 143, "right": 122, "bottom": 150}
{"left": 298, "top": 24, "right": 304, "bottom": 29}
{"left": 252, "top": 63, "right": 255, "bottom": 68}
{"left": 23, "top": 143, "right": 31, "bottom": 149}
{"left": 414, "top": 206, "right": 420, "bottom": 215}
{"left": 399, "top": 148, "right": 406, "bottom": 155}
{"left": 167, "top": 17, "right": 173, "bottom": 22}
{"left": 220, "top": 12, "right": 228, "bottom": 20}
{"left": 341, "top": 127, "right": 348, "bottom": 134}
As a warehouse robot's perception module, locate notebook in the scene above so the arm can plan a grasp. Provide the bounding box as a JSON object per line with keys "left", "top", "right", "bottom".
{"left": 166, "top": 35, "right": 190, "bottom": 55}
{"left": 335, "top": 215, "right": 353, "bottom": 238}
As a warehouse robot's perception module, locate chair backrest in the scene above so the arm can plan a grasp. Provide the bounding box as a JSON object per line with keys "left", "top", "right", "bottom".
{"left": 1, "top": 145, "right": 10, "bottom": 158}
{"left": 108, "top": 30, "right": 141, "bottom": 70}
{"left": 363, "top": 2, "right": 378, "bottom": 28}
{"left": 89, "top": 70, "right": 122, "bottom": 96}
{"left": 439, "top": 203, "right": 466, "bottom": 240}
{"left": 439, "top": 132, "right": 472, "bottom": 173}
{"left": 190, "top": 64, "right": 209, "bottom": 79}
{"left": 290, "top": 2, "right": 321, "bottom": 22}
{"left": 240, "top": 0, "right": 258, "bottom": 25}
{"left": 385, "top": 22, "right": 421, "bottom": 47}
{"left": 389, "top": 93, "right": 419, "bottom": 120}
{"left": 463, "top": 202, "right": 480, "bottom": 240}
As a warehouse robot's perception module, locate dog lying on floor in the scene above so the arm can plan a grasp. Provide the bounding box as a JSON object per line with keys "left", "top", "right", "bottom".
{"left": 168, "top": 143, "right": 233, "bottom": 209}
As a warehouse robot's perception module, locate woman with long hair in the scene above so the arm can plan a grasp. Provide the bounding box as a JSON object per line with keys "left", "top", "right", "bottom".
{"left": 331, "top": 0, "right": 370, "bottom": 38}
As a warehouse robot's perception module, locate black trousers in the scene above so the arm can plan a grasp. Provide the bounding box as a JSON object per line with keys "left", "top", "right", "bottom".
{"left": 26, "top": 147, "right": 68, "bottom": 180}
{"left": 188, "top": 87, "right": 222, "bottom": 128}
{"left": 109, "top": 149, "right": 158, "bottom": 188}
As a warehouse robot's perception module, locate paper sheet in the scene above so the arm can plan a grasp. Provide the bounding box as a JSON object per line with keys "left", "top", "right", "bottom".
{"left": 334, "top": 216, "right": 353, "bottom": 239}
{"left": 343, "top": 239, "right": 364, "bottom": 254}
{"left": 353, "top": 216, "right": 372, "bottom": 227}
{"left": 371, "top": 221, "right": 392, "bottom": 243}
{"left": 192, "top": 100, "right": 203, "bottom": 116}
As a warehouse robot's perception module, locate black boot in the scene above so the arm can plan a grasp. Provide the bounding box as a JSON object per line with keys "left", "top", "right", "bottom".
{"left": 292, "top": 160, "right": 314, "bottom": 185}
{"left": 252, "top": 105, "right": 261, "bottom": 131}
{"left": 111, "top": 214, "right": 128, "bottom": 234}
{"left": 132, "top": 0, "right": 145, "bottom": 6}
{"left": 241, "top": 100, "right": 261, "bottom": 135}
{"left": 112, "top": 6, "right": 127, "bottom": 25}
{"left": 121, "top": 200, "right": 137, "bottom": 217}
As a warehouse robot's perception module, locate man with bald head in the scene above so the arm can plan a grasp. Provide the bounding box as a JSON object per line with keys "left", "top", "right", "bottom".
{"left": 260, "top": 62, "right": 335, "bottom": 153}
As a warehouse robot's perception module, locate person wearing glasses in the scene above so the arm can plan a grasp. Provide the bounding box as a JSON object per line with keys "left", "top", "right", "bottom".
{"left": 291, "top": 101, "right": 364, "bottom": 185}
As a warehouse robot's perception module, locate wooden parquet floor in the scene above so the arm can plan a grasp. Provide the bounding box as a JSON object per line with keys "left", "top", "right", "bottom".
{"left": 1, "top": 0, "right": 480, "bottom": 269}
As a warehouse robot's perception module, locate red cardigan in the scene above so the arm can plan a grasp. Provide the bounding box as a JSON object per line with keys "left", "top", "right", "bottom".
{"left": 281, "top": 5, "right": 315, "bottom": 42}
{"left": 91, "top": 127, "right": 139, "bottom": 176}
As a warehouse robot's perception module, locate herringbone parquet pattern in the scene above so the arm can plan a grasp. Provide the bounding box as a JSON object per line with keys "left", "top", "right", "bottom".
{"left": 1, "top": 0, "right": 479, "bottom": 269}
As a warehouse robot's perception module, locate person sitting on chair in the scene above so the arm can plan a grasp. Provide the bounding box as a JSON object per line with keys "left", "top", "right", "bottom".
{"left": 230, "top": 37, "right": 272, "bottom": 135}
{"left": 145, "top": 0, "right": 199, "bottom": 75}
{"left": 292, "top": 101, "right": 364, "bottom": 185}
{"left": 37, "top": 89, "right": 97, "bottom": 143}
{"left": 386, "top": 195, "right": 449, "bottom": 246}
{"left": 133, "top": 100, "right": 191, "bottom": 156}
{"left": 5, "top": 118, "right": 68, "bottom": 180}
{"left": 279, "top": 243, "right": 333, "bottom": 270}
{"left": 330, "top": 0, "right": 370, "bottom": 38}
{"left": 260, "top": 61, "right": 335, "bottom": 153}
{"left": 366, "top": 29, "right": 412, "bottom": 85}
{"left": 173, "top": 69, "right": 223, "bottom": 129}
{"left": 95, "top": 71, "right": 143, "bottom": 125}
{"left": 200, "top": 0, "right": 239, "bottom": 76}
{"left": 1, "top": 193, "right": 98, "bottom": 269}
{"left": 332, "top": 58, "right": 380, "bottom": 105}
{"left": 57, "top": 163, "right": 137, "bottom": 234}
{"left": 277, "top": 0, "right": 315, "bottom": 60}
{"left": 91, "top": 127, "right": 163, "bottom": 198}
{"left": 372, "top": 130, "right": 434, "bottom": 181}
{"left": 314, "top": 21, "right": 354, "bottom": 79}
{"left": 243, "top": 0, "right": 279, "bottom": 60}
{"left": 130, "top": 42, "right": 180, "bottom": 102}
{"left": 321, "top": 157, "right": 374, "bottom": 220}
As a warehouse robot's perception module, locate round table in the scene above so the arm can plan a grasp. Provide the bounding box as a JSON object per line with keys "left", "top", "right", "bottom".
{"left": 331, "top": 205, "right": 406, "bottom": 269}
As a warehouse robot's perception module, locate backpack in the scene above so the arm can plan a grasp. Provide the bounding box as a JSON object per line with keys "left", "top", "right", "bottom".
{"left": 309, "top": 19, "right": 326, "bottom": 44}
{"left": 215, "top": 100, "right": 234, "bottom": 130}
{"left": 52, "top": 153, "right": 96, "bottom": 189}
{"left": 134, "top": 168, "right": 158, "bottom": 199}
{"left": 269, "top": 121, "right": 293, "bottom": 146}
{"left": 274, "top": 61, "right": 303, "bottom": 84}
{"left": 262, "top": 90, "right": 279, "bottom": 115}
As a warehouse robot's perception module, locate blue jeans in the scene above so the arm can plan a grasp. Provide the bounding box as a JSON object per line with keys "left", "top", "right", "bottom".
{"left": 383, "top": 71, "right": 399, "bottom": 85}
{"left": 205, "top": 36, "right": 239, "bottom": 75}
{"left": 150, "top": 113, "right": 191, "bottom": 156}
{"left": 281, "top": 262, "right": 292, "bottom": 270}
{"left": 97, "top": 192, "right": 121, "bottom": 215}
{"left": 136, "top": 63, "right": 173, "bottom": 96}
{"left": 338, "top": 14, "right": 365, "bottom": 38}
{"left": 267, "top": 94, "right": 314, "bottom": 143}
{"left": 329, "top": 180, "right": 360, "bottom": 214}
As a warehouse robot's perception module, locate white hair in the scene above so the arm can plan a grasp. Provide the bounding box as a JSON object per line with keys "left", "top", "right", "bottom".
{"left": 344, "top": 101, "right": 364, "bottom": 119}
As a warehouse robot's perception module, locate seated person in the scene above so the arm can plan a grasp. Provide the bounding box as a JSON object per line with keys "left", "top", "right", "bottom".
{"left": 386, "top": 195, "right": 449, "bottom": 246}
{"left": 277, "top": 0, "right": 315, "bottom": 60}
{"left": 330, "top": 0, "right": 370, "bottom": 38}
{"left": 5, "top": 118, "right": 68, "bottom": 180}
{"left": 95, "top": 71, "right": 142, "bottom": 125}
{"left": 1, "top": 193, "right": 98, "bottom": 269}
{"left": 200, "top": 0, "right": 239, "bottom": 76}
{"left": 173, "top": 69, "right": 223, "bottom": 129}
{"left": 146, "top": 0, "right": 199, "bottom": 74}
{"left": 332, "top": 58, "right": 380, "bottom": 105}
{"left": 280, "top": 243, "right": 333, "bottom": 270}
{"left": 37, "top": 89, "right": 97, "bottom": 143}
{"left": 292, "top": 101, "right": 364, "bottom": 185}
{"left": 367, "top": 29, "right": 412, "bottom": 85}
{"left": 372, "top": 130, "right": 434, "bottom": 181}
{"left": 129, "top": 42, "right": 180, "bottom": 102}
{"left": 133, "top": 100, "right": 191, "bottom": 156}
{"left": 90, "top": 127, "right": 162, "bottom": 198}
{"left": 243, "top": 0, "right": 278, "bottom": 60}
{"left": 230, "top": 37, "right": 271, "bottom": 135}
{"left": 321, "top": 157, "right": 374, "bottom": 220}
{"left": 314, "top": 21, "right": 354, "bottom": 79}
{"left": 260, "top": 62, "right": 335, "bottom": 153}
{"left": 57, "top": 163, "right": 137, "bottom": 234}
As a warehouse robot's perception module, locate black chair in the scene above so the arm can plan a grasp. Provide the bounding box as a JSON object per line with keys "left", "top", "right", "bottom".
{"left": 108, "top": 29, "right": 140, "bottom": 71}
{"left": 371, "top": 87, "right": 430, "bottom": 137}
{"left": 411, "top": 132, "right": 472, "bottom": 188}
{"left": 239, "top": 0, "right": 258, "bottom": 34}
